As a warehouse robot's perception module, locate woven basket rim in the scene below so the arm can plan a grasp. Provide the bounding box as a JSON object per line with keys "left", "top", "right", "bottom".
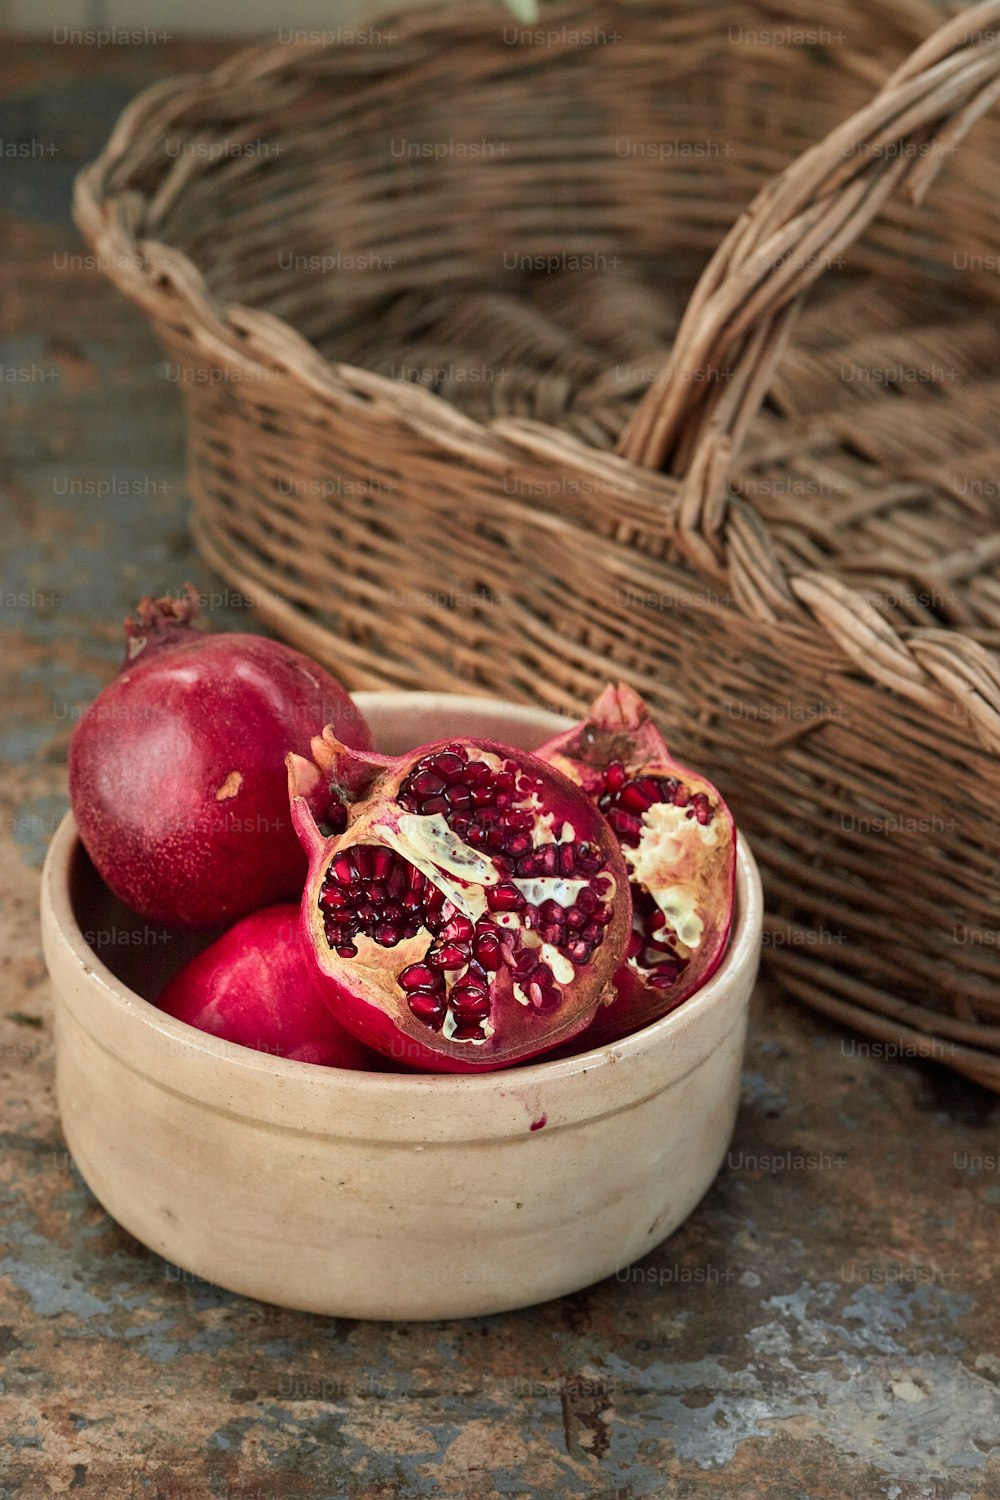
{"left": 72, "top": 0, "right": 1000, "bottom": 757}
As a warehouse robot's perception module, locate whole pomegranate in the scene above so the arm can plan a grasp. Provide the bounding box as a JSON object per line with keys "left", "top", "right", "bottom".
{"left": 69, "top": 586, "right": 372, "bottom": 928}
{"left": 287, "top": 729, "right": 631, "bottom": 1071}
{"left": 538, "top": 684, "right": 736, "bottom": 1046}
{"left": 157, "top": 904, "right": 377, "bottom": 1067}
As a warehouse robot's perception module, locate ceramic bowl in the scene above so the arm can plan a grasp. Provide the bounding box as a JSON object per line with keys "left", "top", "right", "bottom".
{"left": 40, "top": 691, "right": 762, "bottom": 1320}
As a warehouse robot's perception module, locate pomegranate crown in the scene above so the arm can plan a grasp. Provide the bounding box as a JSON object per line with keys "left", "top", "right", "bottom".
{"left": 123, "top": 582, "right": 201, "bottom": 663}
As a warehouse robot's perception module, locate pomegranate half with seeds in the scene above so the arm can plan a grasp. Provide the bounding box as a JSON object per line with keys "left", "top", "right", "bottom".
{"left": 287, "top": 732, "right": 631, "bottom": 1071}
{"left": 538, "top": 684, "right": 737, "bottom": 1047}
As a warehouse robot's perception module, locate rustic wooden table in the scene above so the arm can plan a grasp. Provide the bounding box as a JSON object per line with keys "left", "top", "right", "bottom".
{"left": 1, "top": 35, "right": 998, "bottom": 1500}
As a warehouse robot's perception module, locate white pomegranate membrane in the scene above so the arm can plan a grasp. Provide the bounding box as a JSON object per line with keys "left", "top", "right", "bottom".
{"left": 317, "top": 743, "right": 615, "bottom": 1046}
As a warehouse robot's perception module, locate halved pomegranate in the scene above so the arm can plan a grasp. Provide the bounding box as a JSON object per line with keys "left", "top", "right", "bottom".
{"left": 538, "top": 684, "right": 736, "bottom": 1046}
{"left": 287, "top": 732, "right": 631, "bottom": 1071}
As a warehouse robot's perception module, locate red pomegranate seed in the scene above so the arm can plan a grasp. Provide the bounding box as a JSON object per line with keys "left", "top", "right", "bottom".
{"left": 620, "top": 782, "right": 655, "bottom": 814}
{"left": 434, "top": 753, "right": 466, "bottom": 779}
{"left": 487, "top": 883, "right": 524, "bottom": 912}
{"left": 452, "top": 993, "right": 491, "bottom": 1020}
{"left": 473, "top": 932, "right": 501, "bottom": 969}
{"left": 409, "top": 770, "right": 446, "bottom": 797}
{"left": 605, "top": 760, "right": 628, "bottom": 792}
{"left": 408, "top": 992, "right": 446, "bottom": 1027}
{"left": 607, "top": 809, "right": 643, "bottom": 840}
{"left": 399, "top": 963, "right": 437, "bottom": 990}
{"left": 320, "top": 887, "right": 351, "bottom": 910}
{"left": 429, "top": 943, "right": 470, "bottom": 970}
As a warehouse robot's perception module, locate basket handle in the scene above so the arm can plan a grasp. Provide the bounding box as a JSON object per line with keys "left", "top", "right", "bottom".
{"left": 616, "top": 0, "right": 1000, "bottom": 573}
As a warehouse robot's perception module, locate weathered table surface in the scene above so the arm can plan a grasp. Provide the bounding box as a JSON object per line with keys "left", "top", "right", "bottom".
{"left": 2, "top": 36, "right": 998, "bottom": 1500}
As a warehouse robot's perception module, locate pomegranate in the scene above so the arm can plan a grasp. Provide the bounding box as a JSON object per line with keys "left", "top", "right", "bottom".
{"left": 157, "top": 904, "right": 376, "bottom": 1067}
{"left": 287, "top": 731, "right": 631, "bottom": 1071}
{"left": 68, "top": 586, "right": 372, "bottom": 928}
{"left": 538, "top": 684, "right": 736, "bottom": 1046}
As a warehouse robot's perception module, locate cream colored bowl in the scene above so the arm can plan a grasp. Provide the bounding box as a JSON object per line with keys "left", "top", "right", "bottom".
{"left": 40, "top": 692, "right": 762, "bottom": 1320}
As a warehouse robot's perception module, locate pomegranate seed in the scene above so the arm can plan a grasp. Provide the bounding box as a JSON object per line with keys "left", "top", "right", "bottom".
{"left": 568, "top": 940, "right": 593, "bottom": 964}
{"left": 505, "top": 833, "right": 532, "bottom": 857}
{"left": 473, "top": 932, "right": 501, "bottom": 969}
{"left": 647, "top": 964, "right": 686, "bottom": 987}
{"left": 605, "top": 760, "right": 628, "bottom": 792}
{"left": 607, "top": 809, "right": 643, "bottom": 840}
{"left": 429, "top": 943, "right": 470, "bottom": 969}
{"left": 452, "top": 1022, "right": 487, "bottom": 1041}
{"left": 452, "top": 996, "right": 491, "bottom": 1021}
{"left": 335, "top": 944, "right": 358, "bottom": 958}
{"left": 487, "top": 883, "right": 524, "bottom": 912}
{"left": 320, "top": 887, "right": 351, "bottom": 910}
{"left": 376, "top": 924, "right": 402, "bottom": 946}
{"left": 409, "top": 770, "right": 446, "bottom": 797}
{"left": 399, "top": 963, "right": 437, "bottom": 990}
{"left": 446, "top": 786, "right": 472, "bottom": 810}
{"left": 451, "top": 977, "right": 488, "bottom": 1002}
{"left": 408, "top": 992, "right": 446, "bottom": 1027}
{"left": 441, "top": 915, "right": 475, "bottom": 942}
{"left": 421, "top": 796, "right": 449, "bottom": 816}
{"left": 331, "top": 854, "right": 354, "bottom": 884}
{"left": 691, "top": 793, "right": 712, "bottom": 825}
{"left": 620, "top": 782, "right": 654, "bottom": 814}
{"left": 527, "top": 982, "right": 560, "bottom": 1012}
{"left": 435, "top": 753, "right": 466, "bottom": 779}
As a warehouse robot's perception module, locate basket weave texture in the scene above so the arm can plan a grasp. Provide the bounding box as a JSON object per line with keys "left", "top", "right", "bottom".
{"left": 75, "top": 0, "right": 1000, "bottom": 1089}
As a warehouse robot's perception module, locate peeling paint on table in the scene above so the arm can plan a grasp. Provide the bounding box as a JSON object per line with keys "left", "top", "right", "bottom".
{"left": 1, "top": 37, "right": 999, "bottom": 1500}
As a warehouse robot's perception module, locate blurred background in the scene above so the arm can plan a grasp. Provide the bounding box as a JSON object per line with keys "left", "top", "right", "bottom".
{"left": 1, "top": 0, "right": 448, "bottom": 30}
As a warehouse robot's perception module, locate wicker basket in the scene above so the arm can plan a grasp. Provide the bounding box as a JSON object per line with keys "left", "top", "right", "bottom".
{"left": 75, "top": 0, "right": 1000, "bottom": 1089}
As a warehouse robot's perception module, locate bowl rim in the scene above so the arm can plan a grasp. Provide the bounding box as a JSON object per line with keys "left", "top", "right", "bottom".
{"left": 42, "top": 690, "right": 762, "bottom": 1098}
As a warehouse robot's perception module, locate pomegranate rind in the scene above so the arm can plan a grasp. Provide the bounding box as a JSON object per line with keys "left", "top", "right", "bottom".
{"left": 156, "top": 904, "right": 378, "bottom": 1068}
